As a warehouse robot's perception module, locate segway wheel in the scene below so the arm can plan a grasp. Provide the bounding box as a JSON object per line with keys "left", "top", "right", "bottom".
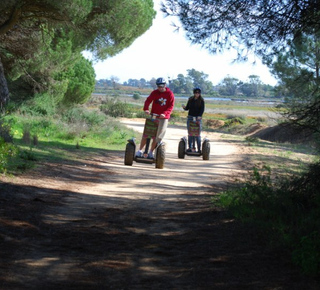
{"left": 124, "top": 142, "right": 135, "bottom": 166}
{"left": 178, "top": 140, "right": 186, "bottom": 159}
{"left": 202, "top": 141, "right": 210, "bottom": 160}
{"left": 155, "top": 143, "right": 165, "bottom": 169}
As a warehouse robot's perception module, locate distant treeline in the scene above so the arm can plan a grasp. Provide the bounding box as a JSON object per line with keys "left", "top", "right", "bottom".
{"left": 96, "top": 68, "right": 279, "bottom": 98}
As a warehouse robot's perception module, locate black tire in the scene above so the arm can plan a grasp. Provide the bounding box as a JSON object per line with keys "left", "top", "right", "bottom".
{"left": 202, "top": 141, "right": 210, "bottom": 160}
{"left": 178, "top": 140, "right": 186, "bottom": 159}
{"left": 155, "top": 143, "right": 165, "bottom": 169}
{"left": 124, "top": 143, "right": 135, "bottom": 166}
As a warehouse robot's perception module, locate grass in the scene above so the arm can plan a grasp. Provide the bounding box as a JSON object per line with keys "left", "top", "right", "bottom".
{"left": 213, "top": 162, "right": 320, "bottom": 277}
{"left": 213, "top": 130, "right": 319, "bottom": 277}
{"left": 218, "top": 133, "right": 317, "bottom": 176}
{"left": 1, "top": 101, "right": 141, "bottom": 175}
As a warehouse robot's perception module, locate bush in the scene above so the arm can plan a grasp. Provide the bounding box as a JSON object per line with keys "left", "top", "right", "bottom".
{"left": 61, "top": 106, "right": 106, "bottom": 127}
{"left": 0, "top": 138, "right": 18, "bottom": 173}
{"left": 100, "top": 98, "right": 132, "bottom": 118}
{"left": 19, "top": 93, "right": 57, "bottom": 116}
{"left": 0, "top": 119, "right": 13, "bottom": 142}
{"left": 215, "top": 164, "right": 320, "bottom": 276}
{"left": 61, "top": 56, "right": 96, "bottom": 105}
{"left": 132, "top": 93, "right": 141, "bottom": 100}
{"left": 134, "top": 109, "right": 147, "bottom": 118}
{"left": 223, "top": 116, "right": 245, "bottom": 127}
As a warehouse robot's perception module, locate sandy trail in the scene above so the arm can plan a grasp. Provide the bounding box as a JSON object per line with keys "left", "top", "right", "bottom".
{"left": 2, "top": 119, "right": 317, "bottom": 289}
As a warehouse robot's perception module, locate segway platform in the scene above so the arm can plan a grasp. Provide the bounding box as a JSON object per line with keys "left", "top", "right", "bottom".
{"left": 178, "top": 118, "right": 211, "bottom": 160}
{"left": 124, "top": 115, "right": 166, "bottom": 169}
{"left": 135, "top": 155, "right": 154, "bottom": 164}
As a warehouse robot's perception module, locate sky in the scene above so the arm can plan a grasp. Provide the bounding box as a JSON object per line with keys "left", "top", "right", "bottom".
{"left": 86, "top": 1, "right": 278, "bottom": 86}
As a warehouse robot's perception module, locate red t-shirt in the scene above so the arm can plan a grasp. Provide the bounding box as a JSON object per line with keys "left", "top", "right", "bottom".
{"left": 143, "top": 87, "right": 175, "bottom": 119}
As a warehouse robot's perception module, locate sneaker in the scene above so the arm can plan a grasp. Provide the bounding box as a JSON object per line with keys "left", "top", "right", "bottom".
{"left": 135, "top": 150, "right": 143, "bottom": 157}
{"left": 147, "top": 152, "right": 154, "bottom": 159}
{"left": 186, "top": 148, "right": 192, "bottom": 152}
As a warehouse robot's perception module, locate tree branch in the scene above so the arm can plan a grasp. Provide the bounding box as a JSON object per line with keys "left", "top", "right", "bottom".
{"left": 0, "top": 6, "right": 22, "bottom": 35}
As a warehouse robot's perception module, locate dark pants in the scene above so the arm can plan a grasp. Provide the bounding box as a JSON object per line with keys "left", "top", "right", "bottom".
{"left": 187, "top": 116, "right": 202, "bottom": 151}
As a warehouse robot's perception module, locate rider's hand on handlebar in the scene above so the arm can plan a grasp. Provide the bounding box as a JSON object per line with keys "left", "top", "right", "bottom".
{"left": 144, "top": 110, "right": 150, "bottom": 115}
{"left": 159, "top": 114, "right": 165, "bottom": 119}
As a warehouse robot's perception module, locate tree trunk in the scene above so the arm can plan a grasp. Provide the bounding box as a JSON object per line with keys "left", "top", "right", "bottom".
{"left": 0, "top": 57, "right": 9, "bottom": 111}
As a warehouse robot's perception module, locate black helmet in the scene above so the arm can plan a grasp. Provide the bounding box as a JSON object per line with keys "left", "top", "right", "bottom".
{"left": 156, "top": 77, "right": 166, "bottom": 85}
{"left": 193, "top": 87, "right": 201, "bottom": 93}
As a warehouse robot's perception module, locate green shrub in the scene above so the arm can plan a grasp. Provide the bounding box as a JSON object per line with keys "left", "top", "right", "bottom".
{"left": 61, "top": 106, "right": 106, "bottom": 127}
{"left": 0, "top": 119, "right": 13, "bottom": 142}
{"left": 100, "top": 98, "right": 132, "bottom": 117}
{"left": 293, "top": 231, "right": 320, "bottom": 276}
{"left": 19, "top": 149, "right": 38, "bottom": 161}
{"left": 19, "top": 93, "right": 57, "bottom": 116}
{"left": 61, "top": 56, "right": 96, "bottom": 105}
{"left": 223, "top": 116, "right": 245, "bottom": 127}
{"left": 0, "top": 138, "right": 18, "bottom": 173}
{"left": 245, "top": 136, "right": 259, "bottom": 143}
{"left": 215, "top": 163, "right": 320, "bottom": 276}
{"left": 132, "top": 93, "right": 141, "bottom": 100}
{"left": 135, "top": 109, "right": 147, "bottom": 118}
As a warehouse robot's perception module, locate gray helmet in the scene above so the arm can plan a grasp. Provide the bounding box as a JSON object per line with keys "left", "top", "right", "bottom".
{"left": 156, "top": 77, "right": 166, "bottom": 85}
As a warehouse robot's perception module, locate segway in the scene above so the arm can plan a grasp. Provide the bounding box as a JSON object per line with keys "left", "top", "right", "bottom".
{"left": 178, "top": 117, "right": 210, "bottom": 160}
{"left": 124, "top": 114, "right": 166, "bottom": 169}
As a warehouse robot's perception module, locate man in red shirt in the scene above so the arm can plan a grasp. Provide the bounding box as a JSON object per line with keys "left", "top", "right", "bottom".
{"left": 136, "top": 77, "right": 175, "bottom": 158}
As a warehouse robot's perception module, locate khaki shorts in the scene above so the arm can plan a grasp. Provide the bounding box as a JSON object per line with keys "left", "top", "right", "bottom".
{"left": 156, "top": 118, "right": 168, "bottom": 143}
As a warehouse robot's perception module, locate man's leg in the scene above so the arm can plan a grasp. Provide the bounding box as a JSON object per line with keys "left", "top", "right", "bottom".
{"left": 136, "top": 137, "right": 147, "bottom": 157}
{"left": 151, "top": 119, "right": 168, "bottom": 152}
{"left": 139, "top": 137, "right": 147, "bottom": 150}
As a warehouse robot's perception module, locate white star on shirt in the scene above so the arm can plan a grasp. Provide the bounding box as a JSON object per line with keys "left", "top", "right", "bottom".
{"left": 159, "top": 98, "right": 167, "bottom": 106}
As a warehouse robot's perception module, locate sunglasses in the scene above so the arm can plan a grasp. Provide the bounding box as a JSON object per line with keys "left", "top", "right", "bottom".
{"left": 157, "top": 85, "right": 165, "bottom": 88}
{"left": 194, "top": 91, "right": 200, "bottom": 94}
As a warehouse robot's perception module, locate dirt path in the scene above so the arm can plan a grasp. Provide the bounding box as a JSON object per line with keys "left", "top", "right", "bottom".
{"left": 0, "top": 119, "right": 318, "bottom": 289}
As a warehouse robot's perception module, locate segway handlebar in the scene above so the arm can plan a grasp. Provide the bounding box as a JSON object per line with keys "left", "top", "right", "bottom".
{"left": 144, "top": 111, "right": 160, "bottom": 120}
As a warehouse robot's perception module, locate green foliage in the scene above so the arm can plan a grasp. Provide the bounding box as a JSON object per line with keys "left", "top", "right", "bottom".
{"left": 0, "top": 99, "right": 138, "bottom": 175}
{"left": 293, "top": 231, "right": 320, "bottom": 276}
{"left": 100, "top": 98, "right": 132, "bottom": 118}
{"left": 0, "top": 138, "right": 18, "bottom": 173}
{"left": 0, "top": 118, "right": 13, "bottom": 142}
{"left": 223, "top": 116, "right": 245, "bottom": 127}
{"left": 215, "top": 163, "right": 320, "bottom": 276}
{"left": 270, "top": 32, "right": 320, "bottom": 136}
{"left": 219, "top": 76, "right": 239, "bottom": 96}
{"left": 61, "top": 106, "right": 106, "bottom": 127}
{"left": 19, "top": 149, "right": 38, "bottom": 161}
{"left": 245, "top": 136, "right": 259, "bottom": 143}
{"left": 135, "top": 109, "right": 148, "bottom": 118}
{"left": 161, "top": 1, "right": 319, "bottom": 59}
{"left": 60, "top": 56, "right": 96, "bottom": 105}
{"left": 132, "top": 93, "right": 141, "bottom": 100}
{"left": 1, "top": 0, "right": 155, "bottom": 107}
{"left": 86, "top": 0, "right": 156, "bottom": 59}
{"left": 18, "top": 93, "right": 57, "bottom": 116}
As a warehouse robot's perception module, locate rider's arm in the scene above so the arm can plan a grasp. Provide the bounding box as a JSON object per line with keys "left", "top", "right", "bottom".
{"left": 184, "top": 99, "right": 190, "bottom": 111}
{"left": 143, "top": 91, "right": 155, "bottom": 111}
